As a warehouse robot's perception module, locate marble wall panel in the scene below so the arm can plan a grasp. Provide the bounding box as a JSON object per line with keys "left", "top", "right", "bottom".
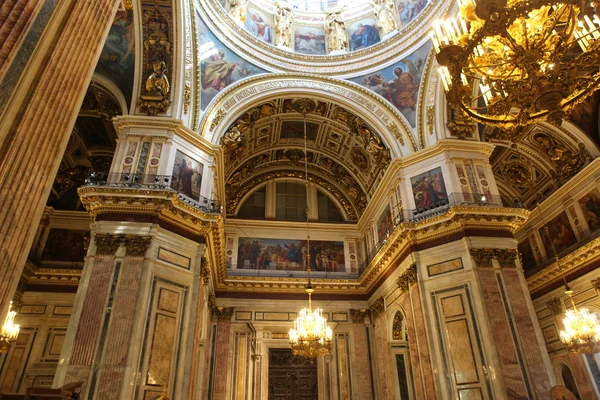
{"left": 335, "top": 333, "right": 352, "bottom": 399}
{"left": 351, "top": 325, "right": 373, "bottom": 400}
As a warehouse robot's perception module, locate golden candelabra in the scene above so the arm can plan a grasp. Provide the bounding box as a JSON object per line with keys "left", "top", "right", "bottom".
{"left": 560, "top": 287, "right": 600, "bottom": 354}
{"left": 432, "top": 0, "right": 600, "bottom": 130}
{"left": 0, "top": 302, "right": 20, "bottom": 352}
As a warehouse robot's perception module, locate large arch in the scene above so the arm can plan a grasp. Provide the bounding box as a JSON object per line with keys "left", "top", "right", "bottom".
{"left": 199, "top": 73, "right": 418, "bottom": 157}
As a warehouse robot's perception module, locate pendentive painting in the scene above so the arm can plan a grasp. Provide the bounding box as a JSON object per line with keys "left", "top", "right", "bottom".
{"left": 376, "top": 205, "right": 393, "bottom": 244}
{"left": 539, "top": 211, "right": 577, "bottom": 258}
{"left": 170, "top": 150, "right": 203, "bottom": 201}
{"left": 95, "top": 9, "right": 135, "bottom": 108}
{"left": 578, "top": 188, "right": 600, "bottom": 232}
{"left": 350, "top": 41, "right": 431, "bottom": 128}
{"left": 236, "top": 238, "right": 346, "bottom": 273}
{"left": 518, "top": 239, "right": 537, "bottom": 275}
{"left": 348, "top": 19, "right": 380, "bottom": 51}
{"left": 294, "top": 26, "right": 326, "bottom": 55}
{"left": 196, "top": 11, "right": 266, "bottom": 111}
{"left": 410, "top": 167, "right": 447, "bottom": 211}
{"left": 246, "top": 6, "right": 273, "bottom": 43}
{"left": 41, "top": 229, "right": 89, "bottom": 265}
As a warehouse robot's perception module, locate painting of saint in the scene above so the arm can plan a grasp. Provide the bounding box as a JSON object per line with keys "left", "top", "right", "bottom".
{"left": 236, "top": 238, "right": 346, "bottom": 273}
{"left": 245, "top": 7, "right": 273, "bottom": 43}
{"left": 578, "top": 189, "right": 600, "bottom": 232}
{"left": 397, "top": 0, "right": 429, "bottom": 25}
{"left": 539, "top": 212, "right": 577, "bottom": 258}
{"left": 95, "top": 10, "right": 135, "bottom": 107}
{"left": 196, "top": 12, "right": 266, "bottom": 110}
{"left": 410, "top": 167, "right": 448, "bottom": 211}
{"left": 294, "top": 26, "right": 326, "bottom": 55}
{"left": 41, "top": 229, "right": 89, "bottom": 265}
{"left": 280, "top": 121, "right": 319, "bottom": 140}
{"left": 518, "top": 239, "right": 537, "bottom": 275}
{"left": 350, "top": 41, "right": 431, "bottom": 127}
{"left": 376, "top": 205, "right": 393, "bottom": 244}
{"left": 171, "top": 150, "right": 203, "bottom": 201}
{"left": 348, "top": 19, "right": 380, "bottom": 51}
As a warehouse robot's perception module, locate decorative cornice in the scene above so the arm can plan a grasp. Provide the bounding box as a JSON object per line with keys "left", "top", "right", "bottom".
{"left": 397, "top": 264, "right": 418, "bottom": 293}
{"left": 369, "top": 297, "right": 385, "bottom": 320}
{"left": 349, "top": 309, "right": 370, "bottom": 324}
{"left": 20, "top": 261, "right": 81, "bottom": 287}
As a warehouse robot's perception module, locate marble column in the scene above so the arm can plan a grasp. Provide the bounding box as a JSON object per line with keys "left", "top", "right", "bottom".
{"left": 0, "top": 0, "right": 120, "bottom": 318}
{"left": 93, "top": 236, "right": 152, "bottom": 399}
{"left": 349, "top": 309, "right": 373, "bottom": 400}
{"left": 187, "top": 262, "right": 209, "bottom": 399}
{"left": 212, "top": 307, "right": 234, "bottom": 400}
{"left": 369, "top": 298, "right": 393, "bottom": 399}
{"left": 61, "top": 234, "right": 121, "bottom": 395}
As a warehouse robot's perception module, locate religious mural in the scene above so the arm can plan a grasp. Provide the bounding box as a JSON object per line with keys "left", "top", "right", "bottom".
{"left": 348, "top": 19, "right": 380, "bottom": 51}
{"left": 95, "top": 9, "right": 135, "bottom": 108}
{"left": 578, "top": 189, "right": 600, "bottom": 232}
{"left": 410, "top": 167, "right": 447, "bottom": 211}
{"left": 376, "top": 205, "right": 393, "bottom": 244}
{"left": 397, "top": 0, "right": 430, "bottom": 25}
{"left": 539, "top": 211, "right": 577, "bottom": 258}
{"left": 236, "top": 238, "right": 346, "bottom": 272}
{"left": 294, "top": 26, "right": 327, "bottom": 55}
{"left": 246, "top": 6, "right": 273, "bottom": 43}
{"left": 196, "top": 11, "right": 266, "bottom": 110}
{"left": 570, "top": 89, "right": 600, "bottom": 145}
{"left": 518, "top": 239, "right": 537, "bottom": 275}
{"left": 280, "top": 121, "right": 319, "bottom": 140}
{"left": 170, "top": 150, "right": 203, "bottom": 201}
{"left": 350, "top": 41, "right": 431, "bottom": 127}
{"left": 41, "top": 229, "right": 89, "bottom": 265}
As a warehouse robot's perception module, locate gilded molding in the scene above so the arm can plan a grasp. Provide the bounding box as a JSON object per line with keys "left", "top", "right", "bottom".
{"left": 546, "top": 298, "right": 563, "bottom": 315}
{"left": 397, "top": 264, "right": 418, "bottom": 292}
{"left": 369, "top": 297, "right": 385, "bottom": 320}
{"left": 349, "top": 309, "right": 370, "bottom": 324}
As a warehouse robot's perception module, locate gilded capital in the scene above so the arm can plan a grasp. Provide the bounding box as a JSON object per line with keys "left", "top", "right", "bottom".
{"left": 123, "top": 235, "right": 153, "bottom": 257}
{"left": 200, "top": 256, "right": 210, "bottom": 285}
{"left": 214, "top": 306, "right": 235, "bottom": 322}
{"left": 349, "top": 309, "right": 370, "bottom": 324}
{"left": 397, "top": 264, "right": 418, "bottom": 293}
{"left": 469, "top": 248, "right": 495, "bottom": 268}
{"left": 94, "top": 234, "right": 122, "bottom": 256}
{"left": 470, "top": 248, "right": 517, "bottom": 268}
{"left": 495, "top": 249, "right": 517, "bottom": 268}
{"left": 369, "top": 297, "right": 385, "bottom": 320}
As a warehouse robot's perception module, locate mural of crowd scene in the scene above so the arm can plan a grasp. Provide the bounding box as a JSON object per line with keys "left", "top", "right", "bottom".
{"left": 196, "top": 12, "right": 266, "bottom": 110}
{"left": 539, "top": 211, "right": 577, "bottom": 258}
{"left": 294, "top": 26, "right": 327, "bottom": 55}
{"left": 397, "top": 0, "right": 429, "bottom": 25}
{"left": 350, "top": 41, "right": 431, "bottom": 127}
{"left": 246, "top": 6, "right": 273, "bottom": 43}
{"left": 236, "top": 238, "right": 346, "bottom": 272}
{"left": 348, "top": 19, "right": 380, "bottom": 51}
{"left": 578, "top": 189, "right": 600, "bottom": 232}
{"left": 170, "top": 150, "right": 203, "bottom": 201}
{"left": 95, "top": 9, "right": 135, "bottom": 108}
{"left": 518, "top": 239, "right": 537, "bottom": 275}
{"left": 41, "top": 229, "right": 89, "bottom": 265}
{"left": 410, "top": 167, "right": 447, "bottom": 211}
{"left": 376, "top": 205, "right": 393, "bottom": 243}
{"left": 280, "top": 121, "right": 319, "bottom": 140}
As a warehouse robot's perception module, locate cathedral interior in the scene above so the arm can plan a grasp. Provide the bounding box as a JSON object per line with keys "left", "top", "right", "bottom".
{"left": 2, "top": 0, "right": 600, "bottom": 399}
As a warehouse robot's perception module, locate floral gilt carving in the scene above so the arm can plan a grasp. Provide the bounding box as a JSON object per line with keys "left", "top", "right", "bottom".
{"left": 369, "top": 297, "right": 385, "bottom": 320}
{"left": 397, "top": 264, "right": 418, "bottom": 293}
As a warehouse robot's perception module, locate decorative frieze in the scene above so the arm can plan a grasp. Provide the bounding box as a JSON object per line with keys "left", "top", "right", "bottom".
{"left": 398, "top": 264, "right": 418, "bottom": 293}
{"left": 349, "top": 309, "right": 370, "bottom": 324}
{"left": 369, "top": 297, "right": 385, "bottom": 320}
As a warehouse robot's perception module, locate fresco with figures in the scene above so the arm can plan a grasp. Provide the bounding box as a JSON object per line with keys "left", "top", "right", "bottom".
{"left": 196, "top": 11, "right": 266, "bottom": 110}
{"left": 578, "top": 188, "right": 600, "bottom": 232}
{"left": 539, "top": 211, "right": 577, "bottom": 258}
{"left": 410, "top": 167, "right": 447, "bottom": 211}
{"left": 518, "top": 239, "right": 537, "bottom": 275}
{"left": 246, "top": 6, "right": 273, "bottom": 43}
{"left": 41, "top": 229, "right": 89, "bottom": 265}
{"left": 397, "top": 0, "right": 430, "bottom": 25}
{"left": 348, "top": 19, "right": 380, "bottom": 51}
{"left": 236, "top": 238, "right": 346, "bottom": 273}
{"left": 294, "top": 26, "right": 327, "bottom": 55}
{"left": 350, "top": 41, "right": 431, "bottom": 127}
{"left": 170, "top": 150, "right": 203, "bottom": 201}
{"left": 376, "top": 205, "right": 393, "bottom": 244}
{"left": 95, "top": 9, "right": 135, "bottom": 108}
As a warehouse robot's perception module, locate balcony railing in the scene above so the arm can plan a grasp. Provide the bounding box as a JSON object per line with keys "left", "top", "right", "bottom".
{"left": 83, "top": 172, "right": 222, "bottom": 214}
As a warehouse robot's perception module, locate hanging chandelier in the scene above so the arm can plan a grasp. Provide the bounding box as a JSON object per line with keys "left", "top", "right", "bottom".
{"left": 288, "top": 100, "right": 333, "bottom": 359}
{"left": 560, "top": 286, "right": 600, "bottom": 353}
{"left": 0, "top": 301, "right": 20, "bottom": 352}
{"left": 432, "top": 0, "right": 600, "bottom": 130}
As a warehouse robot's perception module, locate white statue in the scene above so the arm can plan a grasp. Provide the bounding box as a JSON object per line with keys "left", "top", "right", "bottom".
{"left": 372, "top": 0, "right": 399, "bottom": 36}
{"left": 228, "top": 0, "right": 247, "bottom": 25}
{"left": 324, "top": 10, "right": 348, "bottom": 53}
{"left": 274, "top": 5, "right": 294, "bottom": 48}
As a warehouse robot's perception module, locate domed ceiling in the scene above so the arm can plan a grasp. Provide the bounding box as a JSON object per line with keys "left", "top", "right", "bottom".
{"left": 221, "top": 97, "right": 392, "bottom": 220}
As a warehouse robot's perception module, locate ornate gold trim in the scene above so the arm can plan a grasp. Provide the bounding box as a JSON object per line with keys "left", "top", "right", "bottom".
{"left": 397, "top": 264, "right": 418, "bottom": 292}
{"left": 369, "top": 297, "right": 385, "bottom": 319}
{"left": 349, "top": 309, "right": 370, "bottom": 324}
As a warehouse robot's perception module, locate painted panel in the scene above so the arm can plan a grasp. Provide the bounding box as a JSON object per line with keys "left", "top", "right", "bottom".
{"left": 170, "top": 150, "right": 203, "bottom": 201}
{"left": 397, "top": 0, "right": 430, "bottom": 25}
{"left": 376, "top": 205, "right": 393, "bottom": 244}
{"left": 348, "top": 19, "right": 380, "bottom": 51}
{"left": 245, "top": 6, "right": 273, "bottom": 43}
{"left": 518, "top": 239, "right": 537, "bottom": 274}
{"left": 294, "top": 26, "right": 327, "bottom": 55}
{"left": 578, "top": 188, "right": 600, "bottom": 232}
{"left": 539, "top": 211, "right": 577, "bottom": 257}
{"left": 410, "top": 167, "right": 447, "bottom": 211}
{"left": 40, "top": 229, "right": 88, "bottom": 265}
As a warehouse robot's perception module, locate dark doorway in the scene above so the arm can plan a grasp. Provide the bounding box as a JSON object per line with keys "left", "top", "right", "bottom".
{"left": 268, "top": 349, "right": 318, "bottom": 400}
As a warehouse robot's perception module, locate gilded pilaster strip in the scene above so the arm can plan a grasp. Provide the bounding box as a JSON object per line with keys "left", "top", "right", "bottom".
{"left": 369, "top": 297, "right": 385, "bottom": 320}
{"left": 397, "top": 264, "right": 418, "bottom": 293}
{"left": 200, "top": 256, "right": 210, "bottom": 285}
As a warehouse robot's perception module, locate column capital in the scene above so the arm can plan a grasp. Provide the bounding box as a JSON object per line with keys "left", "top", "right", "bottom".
{"left": 94, "top": 234, "right": 122, "bottom": 256}
{"left": 214, "top": 306, "right": 235, "bottom": 322}
{"left": 123, "top": 235, "right": 153, "bottom": 257}
{"left": 369, "top": 297, "right": 385, "bottom": 320}
{"left": 200, "top": 256, "right": 210, "bottom": 285}
{"left": 397, "top": 264, "right": 418, "bottom": 293}
{"left": 349, "top": 309, "right": 370, "bottom": 324}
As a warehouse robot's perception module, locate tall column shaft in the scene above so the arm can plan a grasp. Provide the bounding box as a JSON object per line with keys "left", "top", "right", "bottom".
{"left": 212, "top": 319, "right": 232, "bottom": 400}
{"left": 350, "top": 323, "right": 373, "bottom": 400}
{"left": 0, "top": 0, "right": 120, "bottom": 318}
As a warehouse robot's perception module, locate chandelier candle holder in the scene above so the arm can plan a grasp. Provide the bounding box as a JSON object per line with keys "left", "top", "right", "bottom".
{"left": 432, "top": 0, "right": 600, "bottom": 130}
{"left": 560, "top": 286, "right": 600, "bottom": 354}
{"left": 0, "top": 302, "right": 20, "bottom": 352}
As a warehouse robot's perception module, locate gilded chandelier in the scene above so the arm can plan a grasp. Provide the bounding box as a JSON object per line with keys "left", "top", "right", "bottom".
{"left": 560, "top": 287, "right": 600, "bottom": 354}
{"left": 0, "top": 302, "right": 20, "bottom": 352}
{"left": 432, "top": 0, "right": 600, "bottom": 130}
